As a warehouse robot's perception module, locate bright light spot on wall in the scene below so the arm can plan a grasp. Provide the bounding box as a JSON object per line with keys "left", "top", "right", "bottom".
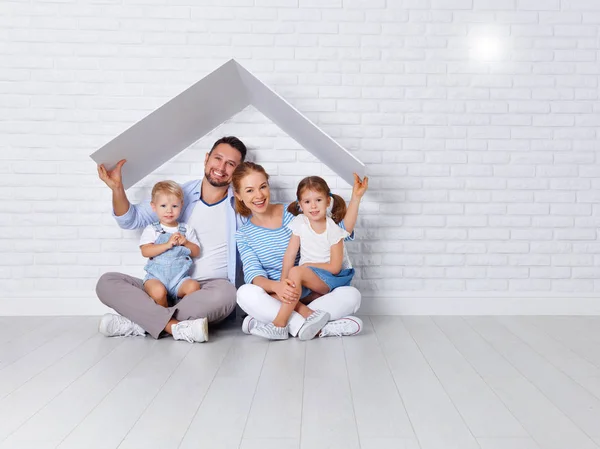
{"left": 471, "top": 37, "right": 505, "bottom": 62}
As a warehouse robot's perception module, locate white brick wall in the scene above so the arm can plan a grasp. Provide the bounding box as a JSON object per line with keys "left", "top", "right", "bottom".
{"left": 2, "top": 0, "right": 600, "bottom": 314}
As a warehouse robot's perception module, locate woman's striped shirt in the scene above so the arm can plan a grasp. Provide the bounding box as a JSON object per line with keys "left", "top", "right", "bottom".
{"left": 236, "top": 204, "right": 295, "bottom": 284}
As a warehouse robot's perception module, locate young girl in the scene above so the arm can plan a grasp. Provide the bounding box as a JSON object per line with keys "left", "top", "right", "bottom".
{"left": 140, "top": 181, "right": 201, "bottom": 307}
{"left": 282, "top": 176, "right": 357, "bottom": 310}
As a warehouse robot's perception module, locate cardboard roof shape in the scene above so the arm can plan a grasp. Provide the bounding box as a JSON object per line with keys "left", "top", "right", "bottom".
{"left": 90, "top": 59, "right": 365, "bottom": 190}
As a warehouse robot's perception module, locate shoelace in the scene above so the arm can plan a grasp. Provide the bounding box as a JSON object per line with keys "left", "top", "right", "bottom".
{"left": 110, "top": 316, "right": 137, "bottom": 336}
{"left": 321, "top": 324, "right": 344, "bottom": 337}
{"left": 174, "top": 322, "right": 194, "bottom": 343}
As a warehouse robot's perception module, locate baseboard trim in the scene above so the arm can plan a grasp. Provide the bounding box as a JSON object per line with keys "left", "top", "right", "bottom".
{"left": 1, "top": 292, "right": 599, "bottom": 316}
{"left": 360, "top": 295, "right": 600, "bottom": 315}
{"left": 0, "top": 294, "right": 111, "bottom": 316}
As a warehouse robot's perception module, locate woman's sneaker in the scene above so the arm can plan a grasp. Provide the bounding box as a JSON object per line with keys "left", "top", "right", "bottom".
{"left": 171, "top": 318, "right": 208, "bottom": 343}
{"left": 250, "top": 323, "right": 289, "bottom": 340}
{"left": 241, "top": 316, "right": 258, "bottom": 335}
{"left": 98, "top": 313, "right": 146, "bottom": 337}
{"left": 298, "top": 310, "right": 330, "bottom": 341}
{"left": 319, "top": 316, "right": 363, "bottom": 338}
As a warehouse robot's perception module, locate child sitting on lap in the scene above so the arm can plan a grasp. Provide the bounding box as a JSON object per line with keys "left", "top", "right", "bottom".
{"left": 139, "top": 181, "right": 201, "bottom": 307}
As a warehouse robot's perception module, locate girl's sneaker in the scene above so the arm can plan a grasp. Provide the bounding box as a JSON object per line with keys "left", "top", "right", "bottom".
{"left": 250, "top": 323, "right": 289, "bottom": 340}
{"left": 298, "top": 310, "right": 330, "bottom": 341}
{"left": 319, "top": 316, "right": 363, "bottom": 337}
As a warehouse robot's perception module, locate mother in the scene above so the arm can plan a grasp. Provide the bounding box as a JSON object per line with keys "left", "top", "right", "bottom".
{"left": 232, "top": 162, "right": 367, "bottom": 339}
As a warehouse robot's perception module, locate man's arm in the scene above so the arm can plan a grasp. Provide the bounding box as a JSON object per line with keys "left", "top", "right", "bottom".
{"left": 98, "top": 159, "right": 130, "bottom": 215}
{"left": 97, "top": 159, "right": 156, "bottom": 229}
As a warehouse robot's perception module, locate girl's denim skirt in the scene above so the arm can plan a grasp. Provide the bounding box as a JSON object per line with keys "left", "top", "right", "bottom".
{"left": 308, "top": 267, "right": 355, "bottom": 291}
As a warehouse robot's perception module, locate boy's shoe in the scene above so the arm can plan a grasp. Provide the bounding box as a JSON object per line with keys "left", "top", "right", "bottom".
{"left": 241, "top": 316, "right": 258, "bottom": 335}
{"left": 298, "top": 310, "right": 330, "bottom": 341}
{"left": 99, "top": 313, "right": 146, "bottom": 337}
{"left": 319, "top": 316, "right": 363, "bottom": 338}
{"left": 250, "top": 322, "right": 289, "bottom": 340}
{"left": 171, "top": 318, "right": 208, "bottom": 343}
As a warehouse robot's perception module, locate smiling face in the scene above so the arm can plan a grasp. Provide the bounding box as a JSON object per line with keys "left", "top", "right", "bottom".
{"left": 235, "top": 171, "right": 271, "bottom": 216}
{"left": 299, "top": 188, "right": 330, "bottom": 223}
{"left": 204, "top": 143, "right": 243, "bottom": 187}
{"left": 151, "top": 193, "right": 182, "bottom": 226}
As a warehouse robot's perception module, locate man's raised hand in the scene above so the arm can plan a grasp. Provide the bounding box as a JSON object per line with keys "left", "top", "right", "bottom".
{"left": 97, "top": 159, "right": 127, "bottom": 191}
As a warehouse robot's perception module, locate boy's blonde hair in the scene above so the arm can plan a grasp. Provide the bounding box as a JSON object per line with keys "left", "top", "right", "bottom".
{"left": 151, "top": 180, "right": 184, "bottom": 203}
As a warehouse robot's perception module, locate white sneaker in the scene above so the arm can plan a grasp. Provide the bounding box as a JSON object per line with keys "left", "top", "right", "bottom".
{"left": 171, "top": 318, "right": 208, "bottom": 343}
{"left": 250, "top": 322, "right": 289, "bottom": 340}
{"left": 98, "top": 313, "right": 146, "bottom": 337}
{"left": 320, "top": 316, "right": 363, "bottom": 338}
{"left": 241, "top": 316, "right": 258, "bottom": 335}
{"left": 298, "top": 310, "right": 330, "bottom": 341}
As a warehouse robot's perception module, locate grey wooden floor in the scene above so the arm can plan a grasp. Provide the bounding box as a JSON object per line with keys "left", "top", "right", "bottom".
{"left": 1, "top": 316, "right": 600, "bottom": 449}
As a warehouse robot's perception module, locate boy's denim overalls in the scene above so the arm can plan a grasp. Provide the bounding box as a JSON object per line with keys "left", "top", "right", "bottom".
{"left": 143, "top": 222, "right": 193, "bottom": 302}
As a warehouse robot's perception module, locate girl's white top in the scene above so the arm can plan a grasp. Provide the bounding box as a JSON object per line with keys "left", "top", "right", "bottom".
{"left": 287, "top": 214, "right": 352, "bottom": 270}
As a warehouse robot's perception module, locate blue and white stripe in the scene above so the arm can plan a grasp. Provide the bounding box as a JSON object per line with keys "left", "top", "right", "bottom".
{"left": 236, "top": 205, "right": 296, "bottom": 284}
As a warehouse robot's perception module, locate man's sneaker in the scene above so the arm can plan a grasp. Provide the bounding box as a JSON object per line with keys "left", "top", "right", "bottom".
{"left": 241, "top": 316, "right": 258, "bottom": 335}
{"left": 171, "top": 318, "right": 208, "bottom": 343}
{"left": 319, "top": 316, "right": 363, "bottom": 338}
{"left": 98, "top": 313, "right": 146, "bottom": 337}
{"left": 298, "top": 310, "right": 330, "bottom": 341}
{"left": 250, "top": 322, "right": 289, "bottom": 340}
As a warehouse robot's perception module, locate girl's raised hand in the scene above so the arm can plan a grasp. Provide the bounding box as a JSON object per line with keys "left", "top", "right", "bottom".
{"left": 352, "top": 173, "right": 369, "bottom": 199}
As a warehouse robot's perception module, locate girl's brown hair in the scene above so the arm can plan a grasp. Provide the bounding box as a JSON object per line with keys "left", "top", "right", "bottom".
{"left": 287, "top": 176, "right": 347, "bottom": 224}
{"left": 231, "top": 162, "right": 270, "bottom": 217}
{"left": 151, "top": 180, "right": 184, "bottom": 203}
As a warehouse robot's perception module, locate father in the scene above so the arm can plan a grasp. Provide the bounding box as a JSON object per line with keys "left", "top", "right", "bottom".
{"left": 95, "top": 136, "right": 247, "bottom": 343}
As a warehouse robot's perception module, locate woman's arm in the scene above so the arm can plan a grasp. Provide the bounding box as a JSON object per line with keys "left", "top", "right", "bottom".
{"left": 281, "top": 234, "right": 300, "bottom": 280}
{"left": 302, "top": 240, "right": 344, "bottom": 275}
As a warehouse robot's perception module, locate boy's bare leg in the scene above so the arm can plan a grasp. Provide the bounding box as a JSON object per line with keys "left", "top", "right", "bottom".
{"left": 177, "top": 279, "right": 201, "bottom": 298}
{"left": 144, "top": 280, "right": 168, "bottom": 308}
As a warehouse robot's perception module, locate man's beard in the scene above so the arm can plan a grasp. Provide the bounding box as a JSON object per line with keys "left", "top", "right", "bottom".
{"left": 205, "top": 170, "right": 229, "bottom": 187}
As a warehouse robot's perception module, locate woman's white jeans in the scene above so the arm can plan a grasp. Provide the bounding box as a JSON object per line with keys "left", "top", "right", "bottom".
{"left": 236, "top": 284, "right": 361, "bottom": 337}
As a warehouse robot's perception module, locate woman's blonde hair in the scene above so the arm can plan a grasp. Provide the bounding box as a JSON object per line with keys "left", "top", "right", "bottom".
{"left": 151, "top": 180, "right": 184, "bottom": 203}
{"left": 287, "top": 176, "right": 347, "bottom": 224}
{"left": 231, "top": 162, "right": 270, "bottom": 217}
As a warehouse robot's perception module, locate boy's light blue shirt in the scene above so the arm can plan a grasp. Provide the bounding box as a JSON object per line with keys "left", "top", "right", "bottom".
{"left": 113, "top": 179, "right": 246, "bottom": 286}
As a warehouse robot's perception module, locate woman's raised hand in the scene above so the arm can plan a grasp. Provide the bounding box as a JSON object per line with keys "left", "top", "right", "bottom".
{"left": 97, "top": 159, "right": 126, "bottom": 191}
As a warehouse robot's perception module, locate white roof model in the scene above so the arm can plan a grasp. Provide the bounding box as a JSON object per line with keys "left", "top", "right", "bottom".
{"left": 90, "top": 59, "right": 366, "bottom": 189}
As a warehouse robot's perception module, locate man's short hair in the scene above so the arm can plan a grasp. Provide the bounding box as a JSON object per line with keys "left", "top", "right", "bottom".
{"left": 210, "top": 136, "right": 247, "bottom": 161}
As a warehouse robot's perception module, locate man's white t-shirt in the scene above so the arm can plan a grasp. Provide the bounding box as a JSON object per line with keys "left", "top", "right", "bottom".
{"left": 139, "top": 222, "right": 200, "bottom": 247}
{"left": 287, "top": 214, "right": 352, "bottom": 270}
{"left": 186, "top": 197, "right": 229, "bottom": 281}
